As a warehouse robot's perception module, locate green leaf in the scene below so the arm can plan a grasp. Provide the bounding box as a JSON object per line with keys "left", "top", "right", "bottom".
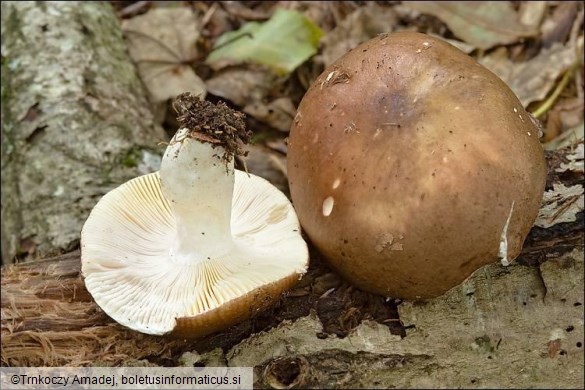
{"left": 206, "top": 9, "right": 323, "bottom": 76}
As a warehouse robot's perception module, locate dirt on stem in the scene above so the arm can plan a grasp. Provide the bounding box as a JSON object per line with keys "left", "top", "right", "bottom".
{"left": 172, "top": 93, "right": 250, "bottom": 163}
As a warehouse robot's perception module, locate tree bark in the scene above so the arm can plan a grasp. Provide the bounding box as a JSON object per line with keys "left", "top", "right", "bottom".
{"left": 1, "top": 1, "right": 166, "bottom": 264}
{"left": 1, "top": 146, "right": 583, "bottom": 388}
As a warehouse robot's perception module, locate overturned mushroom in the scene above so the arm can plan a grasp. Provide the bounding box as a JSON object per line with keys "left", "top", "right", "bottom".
{"left": 81, "top": 94, "right": 308, "bottom": 336}
{"left": 287, "top": 32, "right": 547, "bottom": 300}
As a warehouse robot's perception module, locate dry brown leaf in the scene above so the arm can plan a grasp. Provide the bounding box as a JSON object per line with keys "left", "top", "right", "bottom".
{"left": 518, "top": 1, "right": 547, "bottom": 29}
{"left": 297, "top": 2, "right": 358, "bottom": 33}
{"left": 545, "top": 110, "right": 562, "bottom": 143}
{"left": 221, "top": 1, "right": 271, "bottom": 21}
{"left": 122, "top": 7, "right": 206, "bottom": 103}
{"left": 541, "top": 2, "right": 579, "bottom": 48}
{"left": 404, "top": 1, "right": 538, "bottom": 50}
{"left": 479, "top": 43, "right": 577, "bottom": 107}
{"left": 240, "top": 144, "right": 289, "bottom": 195}
{"left": 244, "top": 97, "right": 296, "bottom": 132}
{"left": 265, "top": 138, "right": 288, "bottom": 155}
{"left": 199, "top": 3, "right": 233, "bottom": 39}
{"left": 205, "top": 66, "right": 296, "bottom": 132}
{"left": 205, "top": 67, "right": 277, "bottom": 107}
{"left": 318, "top": 3, "right": 398, "bottom": 66}
{"left": 557, "top": 98, "right": 585, "bottom": 130}
{"left": 429, "top": 34, "right": 475, "bottom": 54}
{"left": 544, "top": 123, "right": 584, "bottom": 151}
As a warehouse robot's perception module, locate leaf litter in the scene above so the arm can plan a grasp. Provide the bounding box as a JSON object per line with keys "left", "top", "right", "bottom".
{"left": 479, "top": 40, "right": 581, "bottom": 107}
{"left": 121, "top": 7, "right": 207, "bottom": 104}
{"left": 116, "top": 1, "right": 583, "bottom": 172}
{"left": 402, "top": 1, "right": 538, "bottom": 50}
{"left": 206, "top": 8, "right": 323, "bottom": 76}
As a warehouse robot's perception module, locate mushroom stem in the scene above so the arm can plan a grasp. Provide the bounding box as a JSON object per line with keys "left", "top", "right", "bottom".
{"left": 160, "top": 128, "right": 234, "bottom": 264}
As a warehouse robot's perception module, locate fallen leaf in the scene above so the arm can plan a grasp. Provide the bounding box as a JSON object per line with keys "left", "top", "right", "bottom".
{"left": 518, "top": 1, "right": 547, "bottom": 29}
{"left": 543, "top": 97, "right": 585, "bottom": 145}
{"left": 544, "top": 110, "right": 562, "bottom": 143}
{"left": 240, "top": 144, "right": 289, "bottom": 195}
{"left": 205, "top": 66, "right": 277, "bottom": 107}
{"left": 429, "top": 34, "right": 475, "bottom": 54}
{"left": 479, "top": 43, "right": 578, "bottom": 107}
{"left": 221, "top": 1, "right": 271, "bottom": 21}
{"left": 244, "top": 97, "right": 296, "bottom": 132}
{"left": 403, "top": 1, "right": 538, "bottom": 50}
{"left": 265, "top": 138, "right": 288, "bottom": 155}
{"left": 206, "top": 8, "right": 323, "bottom": 75}
{"left": 541, "top": 2, "right": 579, "bottom": 48}
{"left": 535, "top": 180, "right": 584, "bottom": 228}
{"left": 200, "top": 2, "right": 234, "bottom": 39}
{"left": 122, "top": 7, "right": 206, "bottom": 103}
{"left": 557, "top": 98, "right": 585, "bottom": 130}
{"left": 318, "top": 3, "right": 398, "bottom": 66}
{"left": 545, "top": 123, "right": 585, "bottom": 151}
{"left": 298, "top": 1, "right": 359, "bottom": 33}
{"left": 206, "top": 66, "right": 297, "bottom": 131}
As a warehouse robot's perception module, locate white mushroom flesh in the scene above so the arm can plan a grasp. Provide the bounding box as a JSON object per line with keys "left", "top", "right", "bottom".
{"left": 81, "top": 129, "right": 308, "bottom": 335}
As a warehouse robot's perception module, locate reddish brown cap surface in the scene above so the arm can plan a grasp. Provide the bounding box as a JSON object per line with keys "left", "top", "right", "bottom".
{"left": 287, "top": 32, "right": 547, "bottom": 300}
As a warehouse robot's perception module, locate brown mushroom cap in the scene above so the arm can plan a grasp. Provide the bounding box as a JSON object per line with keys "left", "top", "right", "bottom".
{"left": 287, "top": 32, "right": 547, "bottom": 300}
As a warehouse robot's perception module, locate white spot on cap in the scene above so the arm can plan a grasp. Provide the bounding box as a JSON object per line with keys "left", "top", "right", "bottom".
{"left": 294, "top": 112, "right": 302, "bottom": 125}
{"left": 375, "top": 233, "right": 394, "bottom": 253}
{"left": 391, "top": 243, "right": 403, "bottom": 251}
{"left": 322, "top": 197, "right": 334, "bottom": 217}
{"left": 321, "top": 71, "right": 337, "bottom": 89}
{"left": 454, "top": 106, "right": 460, "bottom": 110}
{"left": 375, "top": 233, "right": 405, "bottom": 253}
{"left": 332, "top": 178, "right": 341, "bottom": 189}
{"left": 513, "top": 107, "right": 518, "bottom": 113}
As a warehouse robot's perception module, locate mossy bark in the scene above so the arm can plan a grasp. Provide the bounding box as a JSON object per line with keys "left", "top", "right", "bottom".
{"left": 1, "top": 147, "right": 582, "bottom": 388}
{"left": 0, "top": 1, "right": 166, "bottom": 264}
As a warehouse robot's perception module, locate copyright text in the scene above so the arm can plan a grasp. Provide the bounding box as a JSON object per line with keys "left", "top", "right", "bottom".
{"left": 2, "top": 367, "right": 253, "bottom": 389}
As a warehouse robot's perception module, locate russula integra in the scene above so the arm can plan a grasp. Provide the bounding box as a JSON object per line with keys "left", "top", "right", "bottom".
{"left": 81, "top": 94, "right": 308, "bottom": 336}
{"left": 287, "top": 32, "right": 547, "bottom": 300}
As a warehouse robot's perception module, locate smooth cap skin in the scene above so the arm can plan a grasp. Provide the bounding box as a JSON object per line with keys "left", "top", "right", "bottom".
{"left": 81, "top": 171, "right": 308, "bottom": 336}
{"left": 287, "top": 32, "right": 547, "bottom": 300}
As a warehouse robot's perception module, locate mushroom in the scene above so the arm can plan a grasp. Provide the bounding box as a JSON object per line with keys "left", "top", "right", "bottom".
{"left": 81, "top": 94, "right": 308, "bottom": 336}
{"left": 287, "top": 32, "right": 547, "bottom": 300}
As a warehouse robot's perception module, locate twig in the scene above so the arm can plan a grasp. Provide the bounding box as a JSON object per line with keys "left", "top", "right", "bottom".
{"left": 200, "top": 2, "right": 219, "bottom": 28}
{"left": 119, "top": 1, "right": 150, "bottom": 18}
